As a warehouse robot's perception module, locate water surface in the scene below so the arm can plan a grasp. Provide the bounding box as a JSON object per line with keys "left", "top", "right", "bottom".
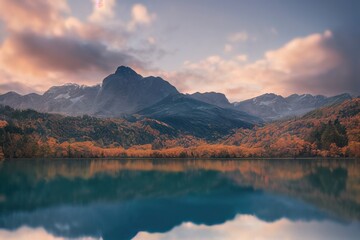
{"left": 0, "top": 158, "right": 359, "bottom": 239}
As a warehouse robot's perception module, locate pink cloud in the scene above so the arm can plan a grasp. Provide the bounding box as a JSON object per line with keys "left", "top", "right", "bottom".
{"left": 165, "top": 30, "right": 359, "bottom": 101}
{"left": 0, "top": 0, "right": 160, "bottom": 93}
{"left": 0, "top": 0, "right": 69, "bottom": 34}
{"left": 0, "top": 1, "right": 358, "bottom": 100}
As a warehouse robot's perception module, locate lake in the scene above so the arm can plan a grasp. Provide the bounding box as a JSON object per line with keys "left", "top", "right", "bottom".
{"left": 0, "top": 158, "right": 359, "bottom": 240}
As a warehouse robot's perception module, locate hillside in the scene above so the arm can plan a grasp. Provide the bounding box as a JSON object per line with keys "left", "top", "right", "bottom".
{"left": 0, "top": 98, "right": 359, "bottom": 159}
{"left": 224, "top": 98, "right": 360, "bottom": 157}
{"left": 0, "top": 105, "right": 202, "bottom": 158}
{"left": 137, "top": 94, "right": 259, "bottom": 139}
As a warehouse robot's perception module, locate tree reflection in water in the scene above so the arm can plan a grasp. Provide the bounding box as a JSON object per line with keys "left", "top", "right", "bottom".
{"left": 0, "top": 158, "right": 359, "bottom": 240}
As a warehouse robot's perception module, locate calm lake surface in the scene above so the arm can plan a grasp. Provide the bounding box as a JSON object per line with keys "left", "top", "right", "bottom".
{"left": 0, "top": 158, "right": 359, "bottom": 240}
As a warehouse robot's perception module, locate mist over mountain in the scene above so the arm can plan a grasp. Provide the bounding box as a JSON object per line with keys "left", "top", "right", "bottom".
{"left": 233, "top": 93, "right": 352, "bottom": 121}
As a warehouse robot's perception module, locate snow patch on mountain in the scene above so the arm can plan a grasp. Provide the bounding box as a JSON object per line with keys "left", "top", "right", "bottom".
{"left": 70, "top": 95, "right": 84, "bottom": 103}
{"left": 55, "top": 93, "right": 70, "bottom": 100}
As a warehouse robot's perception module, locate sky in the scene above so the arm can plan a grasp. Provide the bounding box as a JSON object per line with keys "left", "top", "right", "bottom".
{"left": 0, "top": 0, "right": 359, "bottom": 101}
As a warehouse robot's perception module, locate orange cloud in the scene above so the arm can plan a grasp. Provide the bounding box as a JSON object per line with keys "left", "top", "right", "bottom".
{"left": 0, "top": 0, "right": 160, "bottom": 94}
{"left": 228, "top": 31, "right": 249, "bottom": 42}
{"left": 0, "top": 1, "right": 358, "bottom": 100}
{"left": 89, "top": 0, "right": 116, "bottom": 23}
{"left": 265, "top": 30, "right": 339, "bottom": 75}
{"left": 0, "top": 0, "right": 69, "bottom": 35}
{"left": 166, "top": 30, "right": 360, "bottom": 101}
{"left": 128, "top": 4, "right": 157, "bottom": 31}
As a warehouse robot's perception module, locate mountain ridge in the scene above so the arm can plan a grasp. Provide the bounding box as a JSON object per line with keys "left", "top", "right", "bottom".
{"left": 0, "top": 66, "right": 179, "bottom": 117}
{"left": 0, "top": 66, "right": 353, "bottom": 121}
{"left": 187, "top": 92, "right": 233, "bottom": 108}
{"left": 233, "top": 92, "right": 352, "bottom": 121}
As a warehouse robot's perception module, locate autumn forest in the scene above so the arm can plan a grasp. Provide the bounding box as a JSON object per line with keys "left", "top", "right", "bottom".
{"left": 1, "top": 98, "right": 359, "bottom": 159}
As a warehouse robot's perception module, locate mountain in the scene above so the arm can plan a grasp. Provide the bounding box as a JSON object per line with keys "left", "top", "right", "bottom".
{"left": 94, "top": 66, "right": 179, "bottom": 116}
{"left": 137, "top": 94, "right": 260, "bottom": 139}
{"left": 1, "top": 66, "right": 352, "bottom": 121}
{"left": 40, "top": 84, "right": 100, "bottom": 115}
{"left": 0, "top": 67, "right": 259, "bottom": 139}
{"left": 233, "top": 93, "right": 352, "bottom": 121}
{"left": 0, "top": 84, "right": 102, "bottom": 115}
{"left": 187, "top": 92, "right": 233, "bottom": 108}
{"left": 0, "top": 66, "right": 179, "bottom": 117}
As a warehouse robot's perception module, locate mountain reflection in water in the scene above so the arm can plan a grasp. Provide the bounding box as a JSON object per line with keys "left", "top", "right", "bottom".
{"left": 0, "top": 158, "right": 359, "bottom": 240}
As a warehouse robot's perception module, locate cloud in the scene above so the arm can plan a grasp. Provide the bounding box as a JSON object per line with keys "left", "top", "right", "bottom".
{"left": 169, "top": 55, "right": 261, "bottom": 99}
{"left": 0, "top": 226, "right": 100, "bottom": 240}
{"left": 0, "top": 0, "right": 69, "bottom": 35}
{"left": 265, "top": 30, "right": 337, "bottom": 74}
{"left": 148, "top": 37, "right": 156, "bottom": 45}
{"left": 0, "top": 81, "right": 39, "bottom": 95}
{"left": 0, "top": 31, "right": 147, "bottom": 91}
{"left": 228, "top": 31, "right": 249, "bottom": 43}
{"left": 0, "top": 1, "right": 357, "bottom": 102}
{"left": 224, "top": 44, "right": 233, "bottom": 53}
{"left": 235, "top": 55, "right": 248, "bottom": 62}
{"left": 128, "top": 4, "right": 156, "bottom": 31}
{"left": 263, "top": 29, "right": 360, "bottom": 96}
{"left": 89, "top": 0, "right": 116, "bottom": 23}
{"left": 133, "top": 214, "right": 359, "bottom": 240}
{"left": 166, "top": 30, "right": 360, "bottom": 101}
{"left": 0, "top": 0, "right": 162, "bottom": 93}
{"left": 0, "top": 31, "right": 144, "bottom": 74}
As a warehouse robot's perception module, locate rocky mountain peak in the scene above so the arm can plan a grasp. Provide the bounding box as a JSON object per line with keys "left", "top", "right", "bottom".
{"left": 189, "top": 91, "right": 232, "bottom": 108}
{"left": 115, "top": 66, "right": 142, "bottom": 78}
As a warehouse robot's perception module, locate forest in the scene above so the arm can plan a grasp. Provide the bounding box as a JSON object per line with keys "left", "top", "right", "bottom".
{"left": 0, "top": 98, "right": 359, "bottom": 159}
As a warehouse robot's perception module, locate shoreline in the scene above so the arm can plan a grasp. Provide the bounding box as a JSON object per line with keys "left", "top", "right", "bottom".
{"left": 2, "top": 157, "right": 359, "bottom": 161}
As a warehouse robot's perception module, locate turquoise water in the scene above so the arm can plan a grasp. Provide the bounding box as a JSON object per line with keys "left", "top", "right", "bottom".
{"left": 0, "top": 158, "right": 359, "bottom": 240}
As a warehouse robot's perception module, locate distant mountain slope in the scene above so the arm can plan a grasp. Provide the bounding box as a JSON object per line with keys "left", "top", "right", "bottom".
{"left": 0, "top": 66, "right": 179, "bottom": 117}
{"left": 187, "top": 92, "right": 233, "bottom": 108}
{"left": 233, "top": 93, "right": 352, "bottom": 121}
{"left": 137, "top": 94, "right": 260, "bottom": 139}
{"left": 0, "top": 84, "right": 101, "bottom": 115}
{"left": 0, "top": 92, "right": 42, "bottom": 110}
{"left": 0, "top": 105, "right": 187, "bottom": 151}
{"left": 40, "top": 84, "right": 101, "bottom": 115}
